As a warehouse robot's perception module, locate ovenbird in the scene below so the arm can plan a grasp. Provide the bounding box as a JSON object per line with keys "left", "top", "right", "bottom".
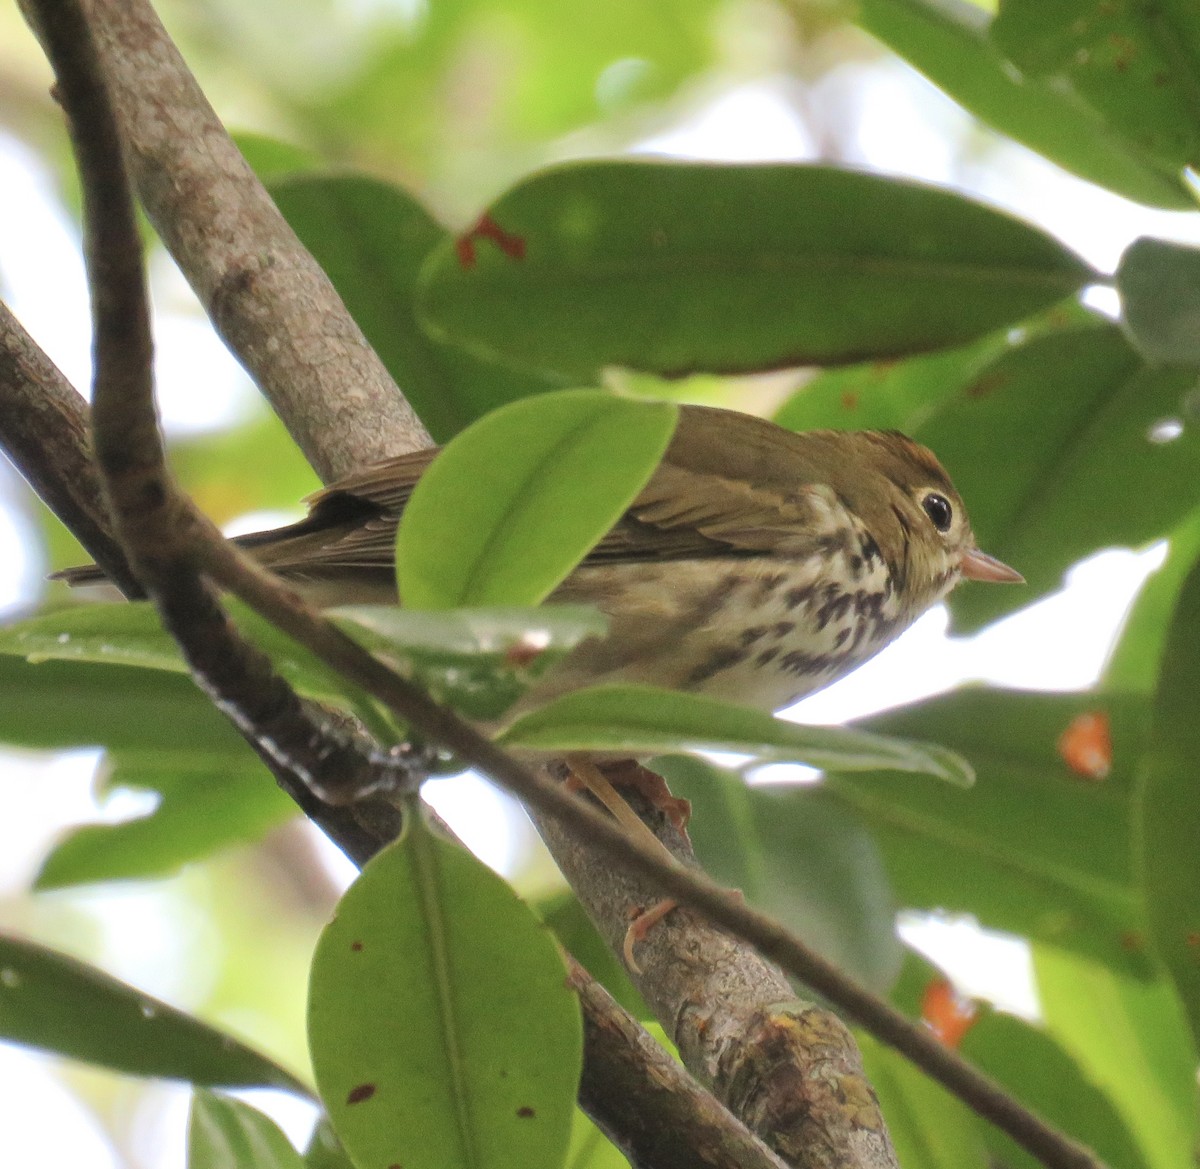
{"left": 61, "top": 404, "right": 1020, "bottom": 715}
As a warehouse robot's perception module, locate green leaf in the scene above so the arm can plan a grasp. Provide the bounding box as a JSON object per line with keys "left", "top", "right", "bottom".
{"left": 1141, "top": 551, "right": 1200, "bottom": 1053}
{"left": 961, "top": 1013, "right": 1151, "bottom": 1169}
{"left": 1035, "top": 945, "right": 1199, "bottom": 1169}
{"left": 856, "top": 0, "right": 1193, "bottom": 209}
{"left": 268, "top": 173, "right": 566, "bottom": 443}
{"left": 330, "top": 604, "right": 607, "bottom": 720}
{"left": 857, "top": 1032, "right": 990, "bottom": 1168}
{"left": 308, "top": 816, "right": 582, "bottom": 1169}
{"left": 0, "top": 654, "right": 246, "bottom": 757}
{"left": 0, "top": 933, "right": 308, "bottom": 1093}
{"left": 1118, "top": 237, "right": 1200, "bottom": 365}
{"left": 911, "top": 322, "right": 1200, "bottom": 633}
{"left": 992, "top": 0, "right": 1200, "bottom": 180}
{"left": 35, "top": 756, "right": 295, "bottom": 890}
{"left": 417, "top": 161, "right": 1092, "bottom": 378}
{"left": 500, "top": 683, "right": 975, "bottom": 785}
{"left": 1104, "top": 508, "right": 1200, "bottom": 694}
{"left": 304, "top": 1119, "right": 356, "bottom": 1169}
{"left": 657, "top": 756, "right": 902, "bottom": 991}
{"left": 0, "top": 601, "right": 352, "bottom": 706}
{"left": 188, "top": 1091, "right": 306, "bottom": 1169}
{"left": 840, "top": 688, "right": 1149, "bottom": 971}
{"left": 395, "top": 390, "right": 677, "bottom": 609}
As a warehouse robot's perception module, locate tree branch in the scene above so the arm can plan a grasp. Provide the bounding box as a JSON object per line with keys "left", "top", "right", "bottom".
{"left": 22, "top": 0, "right": 430, "bottom": 483}
{"left": 0, "top": 301, "right": 140, "bottom": 597}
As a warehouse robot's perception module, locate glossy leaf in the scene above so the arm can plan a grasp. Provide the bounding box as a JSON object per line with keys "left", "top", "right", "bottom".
{"left": 0, "top": 934, "right": 308, "bottom": 1093}
{"left": 35, "top": 757, "right": 294, "bottom": 890}
{"left": 0, "top": 601, "right": 352, "bottom": 705}
{"left": 1141, "top": 551, "right": 1200, "bottom": 1052}
{"left": 1035, "top": 946, "right": 1199, "bottom": 1169}
{"left": 330, "top": 604, "right": 606, "bottom": 719}
{"left": 911, "top": 322, "right": 1200, "bottom": 632}
{"left": 992, "top": 0, "right": 1200, "bottom": 179}
{"left": 857, "top": 0, "right": 1192, "bottom": 208}
{"left": 268, "top": 173, "right": 566, "bottom": 442}
{"left": 188, "top": 1091, "right": 305, "bottom": 1169}
{"left": 418, "top": 161, "right": 1091, "bottom": 377}
{"left": 658, "top": 755, "right": 902, "bottom": 991}
{"left": 395, "top": 390, "right": 677, "bottom": 609}
{"left": 309, "top": 817, "right": 582, "bottom": 1169}
{"left": 501, "top": 683, "right": 974, "bottom": 785}
{"left": 1117, "top": 237, "right": 1200, "bottom": 366}
{"left": 838, "top": 688, "right": 1149, "bottom": 971}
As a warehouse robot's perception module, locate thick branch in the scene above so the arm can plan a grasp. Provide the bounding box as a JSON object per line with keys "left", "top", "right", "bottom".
{"left": 23, "top": 0, "right": 429, "bottom": 482}
{"left": 0, "top": 301, "right": 139, "bottom": 597}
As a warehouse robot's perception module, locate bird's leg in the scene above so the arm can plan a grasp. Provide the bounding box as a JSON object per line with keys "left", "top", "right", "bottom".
{"left": 563, "top": 753, "right": 685, "bottom": 974}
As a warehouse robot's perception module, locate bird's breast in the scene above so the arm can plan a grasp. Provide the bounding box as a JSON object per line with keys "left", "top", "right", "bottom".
{"left": 538, "top": 537, "right": 910, "bottom": 716}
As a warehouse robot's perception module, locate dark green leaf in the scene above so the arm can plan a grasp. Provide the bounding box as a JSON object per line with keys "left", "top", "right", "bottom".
{"left": 992, "top": 0, "right": 1200, "bottom": 179}
{"left": 395, "top": 390, "right": 677, "bottom": 609}
{"left": 268, "top": 173, "right": 566, "bottom": 442}
{"left": 0, "top": 934, "right": 308, "bottom": 1093}
{"left": 1118, "top": 237, "right": 1200, "bottom": 365}
{"left": 911, "top": 322, "right": 1200, "bottom": 632}
{"left": 657, "top": 756, "right": 902, "bottom": 991}
{"left": 189, "top": 1091, "right": 306, "bottom": 1169}
{"left": 309, "top": 816, "right": 582, "bottom": 1169}
{"left": 840, "top": 689, "right": 1150, "bottom": 971}
{"left": 417, "top": 161, "right": 1091, "bottom": 377}
{"left": 35, "top": 757, "right": 295, "bottom": 890}
{"left": 330, "top": 604, "right": 607, "bottom": 719}
{"left": 501, "top": 683, "right": 975, "bottom": 785}
{"left": 1035, "top": 945, "right": 1199, "bottom": 1169}
{"left": 1142, "top": 551, "right": 1200, "bottom": 1052}
{"left": 857, "top": 0, "right": 1192, "bottom": 208}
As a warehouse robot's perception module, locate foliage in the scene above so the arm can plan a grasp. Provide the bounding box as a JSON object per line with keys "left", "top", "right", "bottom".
{"left": 3, "top": 0, "right": 1200, "bottom": 1166}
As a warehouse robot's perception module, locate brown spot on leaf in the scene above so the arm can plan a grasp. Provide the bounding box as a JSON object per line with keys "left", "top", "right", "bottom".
{"left": 346, "top": 1083, "right": 377, "bottom": 1105}
{"left": 965, "top": 370, "right": 1010, "bottom": 399}
{"left": 921, "top": 977, "right": 977, "bottom": 1049}
{"left": 840, "top": 391, "right": 860, "bottom": 412}
{"left": 350, "top": 940, "right": 363, "bottom": 952}
{"left": 456, "top": 213, "right": 527, "bottom": 269}
{"left": 516, "top": 1106, "right": 536, "bottom": 1119}
{"left": 1057, "top": 711, "right": 1112, "bottom": 780}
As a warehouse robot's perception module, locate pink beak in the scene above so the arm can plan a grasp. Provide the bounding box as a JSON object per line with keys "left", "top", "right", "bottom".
{"left": 961, "top": 547, "right": 1024, "bottom": 584}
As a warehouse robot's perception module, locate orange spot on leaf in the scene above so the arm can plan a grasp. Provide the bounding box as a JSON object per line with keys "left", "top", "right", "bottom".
{"left": 921, "top": 977, "right": 977, "bottom": 1049}
{"left": 1057, "top": 711, "right": 1112, "bottom": 781}
{"left": 840, "top": 391, "right": 860, "bottom": 412}
{"left": 346, "top": 1083, "right": 377, "bottom": 1105}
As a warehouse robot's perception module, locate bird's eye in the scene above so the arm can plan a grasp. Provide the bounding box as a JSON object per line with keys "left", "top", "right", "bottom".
{"left": 922, "top": 492, "right": 953, "bottom": 533}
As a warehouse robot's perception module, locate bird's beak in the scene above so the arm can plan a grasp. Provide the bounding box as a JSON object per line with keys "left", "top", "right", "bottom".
{"left": 961, "top": 547, "right": 1024, "bottom": 583}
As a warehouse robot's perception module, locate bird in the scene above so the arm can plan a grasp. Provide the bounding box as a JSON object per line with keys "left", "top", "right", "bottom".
{"left": 57, "top": 402, "right": 1020, "bottom": 714}
{"left": 57, "top": 403, "right": 1020, "bottom": 958}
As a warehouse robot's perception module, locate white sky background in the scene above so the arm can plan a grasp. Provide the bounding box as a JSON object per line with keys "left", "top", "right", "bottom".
{"left": 0, "top": 49, "right": 1196, "bottom": 1168}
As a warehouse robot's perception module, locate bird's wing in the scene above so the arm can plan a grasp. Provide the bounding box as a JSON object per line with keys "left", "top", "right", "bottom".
{"left": 585, "top": 461, "right": 837, "bottom": 563}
